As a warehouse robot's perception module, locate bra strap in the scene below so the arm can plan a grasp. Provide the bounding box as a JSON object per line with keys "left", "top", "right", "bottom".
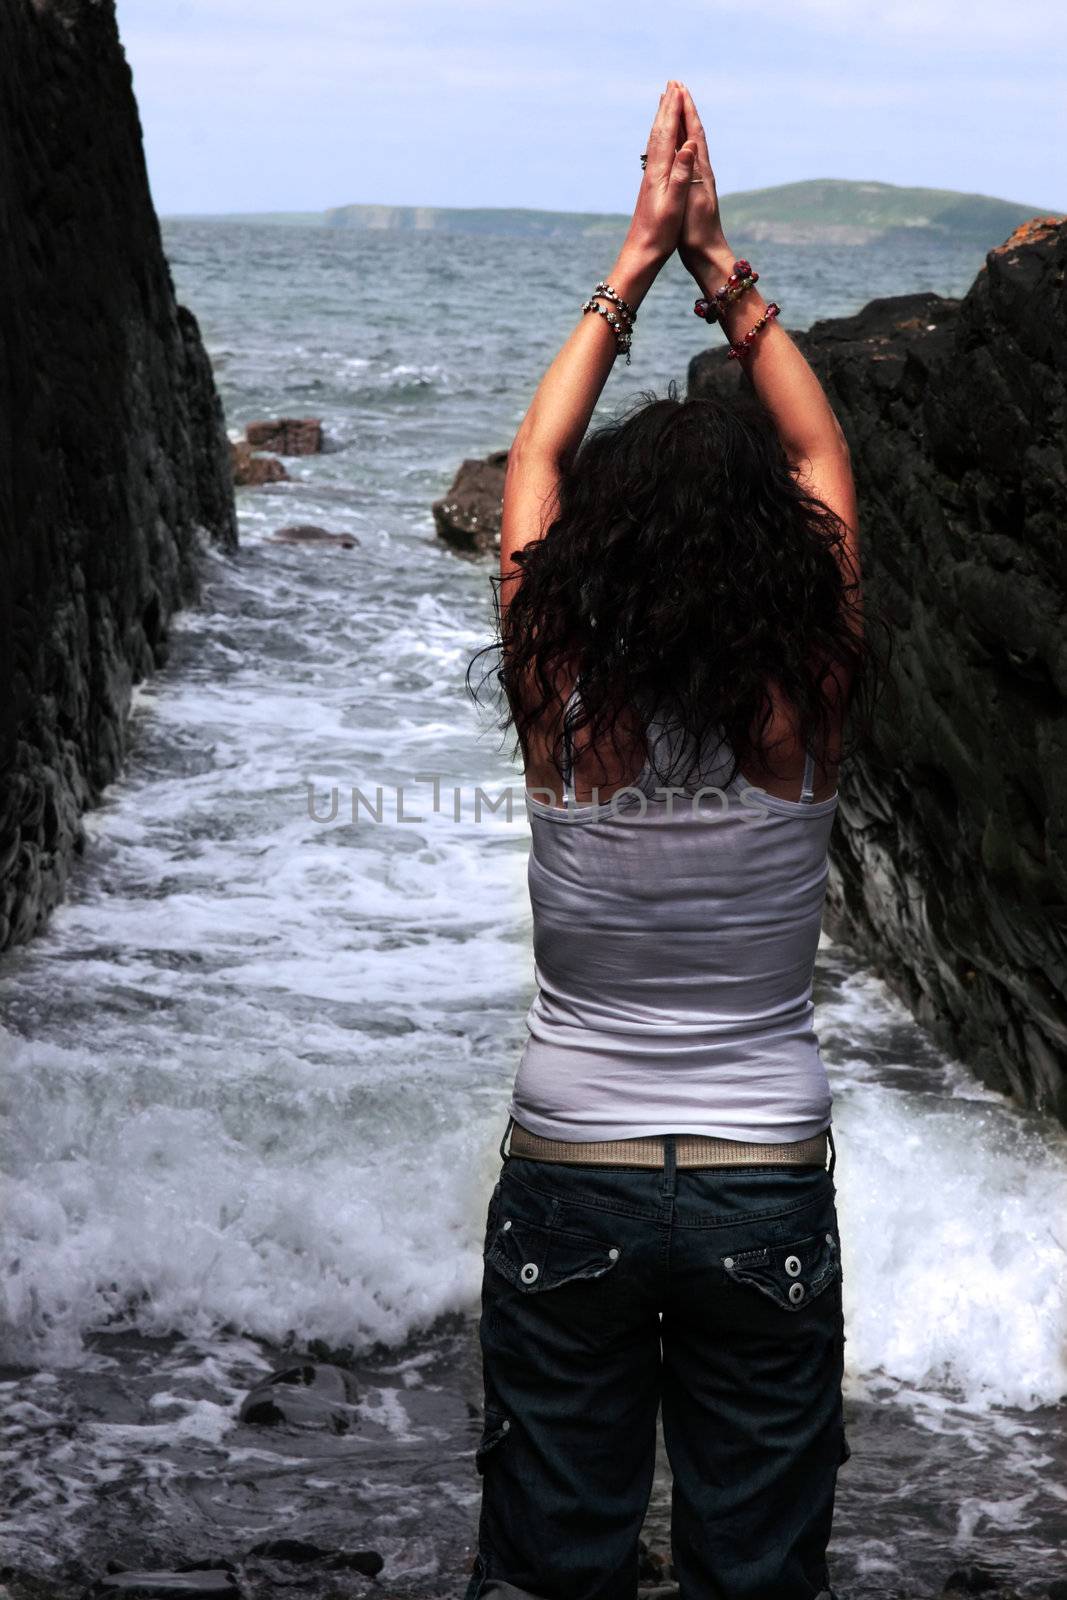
{"left": 800, "top": 745, "right": 816, "bottom": 804}
{"left": 561, "top": 679, "right": 581, "bottom": 807}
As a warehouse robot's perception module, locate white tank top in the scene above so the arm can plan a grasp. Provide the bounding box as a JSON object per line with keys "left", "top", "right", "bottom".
{"left": 508, "top": 682, "right": 839, "bottom": 1144}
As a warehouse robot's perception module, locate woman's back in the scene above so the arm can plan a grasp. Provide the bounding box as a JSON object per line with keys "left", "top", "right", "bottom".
{"left": 510, "top": 685, "right": 840, "bottom": 1144}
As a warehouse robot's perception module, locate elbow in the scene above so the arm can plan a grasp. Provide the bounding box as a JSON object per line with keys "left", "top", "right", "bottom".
{"left": 506, "top": 432, "right": 570, "bottom": 481}
{"left": 787, "top": 419, "right": 851, "bottom": 479}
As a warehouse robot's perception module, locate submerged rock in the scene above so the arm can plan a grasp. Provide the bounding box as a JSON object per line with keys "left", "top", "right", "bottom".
{"left": 84, "top": 1570, "right": 239, "bottom": 1599}
{"left": 266, "top": 523, "right": 360, "bottom": 548}
{"left": 246, "top": 1540, "right": 383, "bottom": 1576}
{"left": 230, "top": 440, "right": 289, "bottom": 486}
{"left": 244, "top": 418, "right": 323, "bottom": 455}
{"left": 689, "top": 216, "right": 1067, "bottom": 1128}
{"left": 0, "top": 0, "right": 236, "bottom": 955}
{"left": 238, "top": 1361, "right": 359, "bottom": 1430}
{"left": 432, "top": 449, "right": 509, "bottom": 555}
{"left": 942, "top": 1566, "right": 1021, "bottom": 1596}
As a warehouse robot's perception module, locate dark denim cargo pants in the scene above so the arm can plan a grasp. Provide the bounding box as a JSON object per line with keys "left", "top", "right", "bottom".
{"left": 464, "top": 1119, "right": 849, "bottom": 1600}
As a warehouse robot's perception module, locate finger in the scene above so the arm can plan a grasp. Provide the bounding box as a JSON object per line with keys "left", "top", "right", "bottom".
{"left": 678, "top": 83, "right": 712, "bottom": 170}
{"left": 646, "top": 83, "right": 682, "bottom": 179}
{"left": 650, "top": 78, "right": 679, "bottom": 132}
{"left": 663, "top": 80, "right": 684, "bottom": 154}
{"left": 646, "top": 82, "right": 670, "bottom": 145}
{"left": 668, "top": 138, "right": 698, "bottom": 193}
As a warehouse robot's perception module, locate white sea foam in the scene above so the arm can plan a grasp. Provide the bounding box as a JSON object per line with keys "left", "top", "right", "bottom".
{"left": 3, "top": 225, "right": 1065, "bottom": 1453}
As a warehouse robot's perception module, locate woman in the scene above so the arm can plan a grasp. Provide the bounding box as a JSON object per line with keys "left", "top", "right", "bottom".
{"left": 464, "top": 81, "right": 876, "bottom": 1600}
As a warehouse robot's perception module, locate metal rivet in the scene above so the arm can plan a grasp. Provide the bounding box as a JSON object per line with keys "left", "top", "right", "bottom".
{"left": 501, "top": 1419, "right": 510, "bottom": 1431}
{"left": 825, "top": 1233, "right": 834, "bottom": 1247}
{"left": 785, "top": 1254, "right": 802, "bottom": 1277}
{"left": 502, "top": 1220, "right": 512, "bottom": 1230}
{"left": 789, "top": 1281, "right": 806, "bottom": 1304}
{"left": 723, "top": 1256, "right": 735, "bottom": 1270}
{"left": 520, "top": 1262, "right": 539, "bottom": 1284}
{"left": 608, "top": 1248, "right": 620, "bottom": 1261}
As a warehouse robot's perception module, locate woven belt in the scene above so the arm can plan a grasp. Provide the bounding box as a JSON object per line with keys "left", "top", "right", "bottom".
{"left": 507, "top": 1121, "right": 828, "bottom": 1169}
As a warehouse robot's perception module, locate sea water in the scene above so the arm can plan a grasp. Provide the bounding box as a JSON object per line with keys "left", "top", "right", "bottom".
{"left": 1, "top": 221, "right": 1065, "bottom": 1595}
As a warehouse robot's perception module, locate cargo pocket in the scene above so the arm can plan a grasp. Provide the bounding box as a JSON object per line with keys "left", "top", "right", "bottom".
{"left": 486, "top": 1214, "right": 623, "bottom": 1293}
{"left": 722, "top": 1226, "right": 840, "bottom": 1312}
{"left": 474, "top": 1404, "right": 511, "bottom": 1475}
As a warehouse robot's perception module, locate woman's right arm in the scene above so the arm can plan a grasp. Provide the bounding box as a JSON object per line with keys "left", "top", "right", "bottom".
{"left": 676, "top": 86, "right": 860, "bottom": 610}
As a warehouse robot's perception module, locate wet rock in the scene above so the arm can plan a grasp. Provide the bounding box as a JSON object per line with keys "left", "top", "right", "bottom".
{"left": 0, "top": 1566, "right": 79, "bottom": 1600}
{"left": 0, "top": 0, "right": 236, "bottom": 955}
{"left": 942, "top": 1568, "right": 1008, "bottom": 1593}
{"left": 83, "top": 1571, "right": 239, "bottom": 1599}
{"left": 636, "top": 1539, "right": 671, "bottom": 1583}
{"left": 238, "top": 1362, "right": 359, "bottom": 1431}
{"left": 636, "top": 1537, "right": 676, "bottom": 1594}
{"left": 245, "top": 1541, "right": 383, "bottom": 1577}
{"left": 324, "top": 1551, "right": 385, "bottom": 1577}
{"left": 245, "top": 418, "right": 323, "bottom": 456}
{"left": 940, "top": 1587, "right": 1021, "bottom": 1600}
{"left": 432, "top": 449, "right": 509, "bottom": 556}
{"left": 689, "top": 217, "right": 1067, "bottom": 1128}
{"left": 266, "top": 524, "right": 360, "bottom": 549}
{"left": 230, "top": 440, "right": 289, "bottom": 487}
{"left": 245, "top": 1540, "right": 328, "bottom": 1564}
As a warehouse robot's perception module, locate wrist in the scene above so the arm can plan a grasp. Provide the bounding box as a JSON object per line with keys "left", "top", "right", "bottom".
{"left": 690, "top": 241, "right": 737, "bottom": 292}
{"left": 606, "top": 240, "right": 666, "bottom": 309}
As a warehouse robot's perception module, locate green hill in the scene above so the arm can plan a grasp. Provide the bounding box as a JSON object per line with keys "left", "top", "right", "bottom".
{"left": 323, "top": 201, "right": 624, "bottom": 238}
{"left": 324, "top": 180, "right": 1060, "bottom": 246}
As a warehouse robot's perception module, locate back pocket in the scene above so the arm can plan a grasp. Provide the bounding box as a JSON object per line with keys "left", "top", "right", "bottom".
{"left": 722, "top": 1226, "right": 840, "bottom": 1312}
{"left": 486, "top": 1214, "right": 623, "bottom": 1294}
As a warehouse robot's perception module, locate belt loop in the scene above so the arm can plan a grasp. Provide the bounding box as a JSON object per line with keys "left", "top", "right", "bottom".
{"left": 499, "top": 1114, "right": 514, "bottom": 1164}
{"left": 826, "top": 1123, "right": 836, "bottom": 1181}
{"left": 660, "top": 1133, "right": 677, "bottom": 1197}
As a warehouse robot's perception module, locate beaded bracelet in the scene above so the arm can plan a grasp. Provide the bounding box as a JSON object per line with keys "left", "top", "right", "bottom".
{"left": 592, "top": 280, "right": 637, "bottom": 327}
{"left": 582, "top": 286, "right": 634, "bottom": 364}
{"left": 694, "top": 258, "right": 759, "bottom": 324}
{"left": 727, "top": 301, "right": 781, "bottom": 360}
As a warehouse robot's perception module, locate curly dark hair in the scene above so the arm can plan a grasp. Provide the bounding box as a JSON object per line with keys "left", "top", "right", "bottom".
{"left": 467, "top": 382, "right": 891, "bottom": 792}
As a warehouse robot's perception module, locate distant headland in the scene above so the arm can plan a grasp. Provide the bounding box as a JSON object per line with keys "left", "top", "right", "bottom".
{"left": 321, "top": 179, "right": 1061, "bottom": 247}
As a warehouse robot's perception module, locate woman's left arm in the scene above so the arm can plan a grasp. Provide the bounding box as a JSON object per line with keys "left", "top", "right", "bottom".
{"left": 499, "top": 81, "right": 695, "bottom": 606}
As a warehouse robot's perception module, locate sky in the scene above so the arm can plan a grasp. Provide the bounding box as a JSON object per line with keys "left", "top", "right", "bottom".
{"left": 114, "top": 0, "right": 1067, "bottom": 218}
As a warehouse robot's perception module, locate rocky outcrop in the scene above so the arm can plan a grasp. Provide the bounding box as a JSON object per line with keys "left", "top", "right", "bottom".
{"left": 0, "top": 0, "right": 237, "bottom": 953}
{"left": 230, "top": 438, "right": 290, "bottom": 486}
{"left": 229, "top": 418, "right": 325, "bottom": 485}
{"left": 690, "top": 216, "right": 1067, "bottom": 1125}
{"left": 432, "top": 449, "right": 508, "bottom": 555}
{"left": 244, "top": 417, "right": 323, "bottom": 455}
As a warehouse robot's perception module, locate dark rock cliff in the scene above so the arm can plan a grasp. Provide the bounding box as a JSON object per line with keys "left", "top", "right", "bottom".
{"left": 0, "top": 0, "right": 236, "bottom": 952}
{"left": 690, "top": 217, "right": 1067, "bottom": 1125}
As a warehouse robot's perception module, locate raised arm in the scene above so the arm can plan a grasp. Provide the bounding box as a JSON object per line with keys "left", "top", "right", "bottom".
{"left": 499, "top": 82, "right": 697, "bottom": 613}
{"left": 676, "top": 85, "right": 859, "bottom": 604}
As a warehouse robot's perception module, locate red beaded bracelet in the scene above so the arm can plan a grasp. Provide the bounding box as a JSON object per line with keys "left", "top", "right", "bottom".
{"left": 694, "top": 258, "right": 760, "bottom": 323}
{"left": 727, "top": 301, "right": 781, "bottom": 360}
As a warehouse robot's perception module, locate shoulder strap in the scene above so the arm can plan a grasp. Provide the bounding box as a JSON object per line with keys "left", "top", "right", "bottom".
{"left": 799, "top": 745, "right": 816, "bottom": 804}
{"left": 561, "top": 678, "right": 582, "bottom": 807}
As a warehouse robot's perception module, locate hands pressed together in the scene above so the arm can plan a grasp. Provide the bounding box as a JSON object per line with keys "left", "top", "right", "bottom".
{"left": 625, "top": 80, "right": 732, "bottom": 292}
{"left": 504, "top": 77, "right": 856, "bottom": 603}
